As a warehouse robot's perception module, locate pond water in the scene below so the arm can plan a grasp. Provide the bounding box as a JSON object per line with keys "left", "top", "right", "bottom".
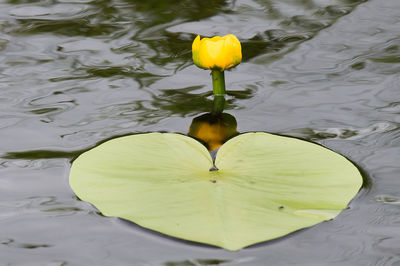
{"left": 1, "top": 0, "right": 400, "bottom": 265}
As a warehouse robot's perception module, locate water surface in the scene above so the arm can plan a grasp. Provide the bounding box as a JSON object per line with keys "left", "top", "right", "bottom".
{"left": 1, "top": 0, "right": 400, "bottom": 265}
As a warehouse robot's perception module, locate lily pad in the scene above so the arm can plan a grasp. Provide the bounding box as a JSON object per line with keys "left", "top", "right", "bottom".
{"left": 69, "top": 132, "right": 362, "bottom": 251}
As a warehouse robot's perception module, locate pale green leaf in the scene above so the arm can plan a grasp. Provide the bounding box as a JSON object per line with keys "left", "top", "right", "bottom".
{"left": 69, "top": 132, "right": 362, "bottom": 250}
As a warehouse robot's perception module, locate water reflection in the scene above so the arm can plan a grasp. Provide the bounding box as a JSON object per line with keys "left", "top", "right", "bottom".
{"left": 1, "top": 238, "right": 52, "bottom": 249}
{"left": 92, "top": 86, "right": 255, "bottom": 127}
{"left": 188, "top": 112, "right": 238, "bottom": 151}
{"left": 188, "top": 96, "right": 238, "bottom": 151}
{"left": 3, "top": 0, "right": 370, "bottom": 89}
{"left": 164, "top": 258, "right": 231, "bottom": 266}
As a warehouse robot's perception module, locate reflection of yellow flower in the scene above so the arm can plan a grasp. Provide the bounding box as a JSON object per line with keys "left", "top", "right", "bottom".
{"left": 188, "top": 113, "right": 238, "bottom": 151}
{"left": 192, "top": 34, "right": 242, "bottom": 71}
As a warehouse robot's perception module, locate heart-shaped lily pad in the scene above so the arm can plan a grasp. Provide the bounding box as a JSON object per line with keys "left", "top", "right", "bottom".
{"left": 69, "top": 132, "right": 362, "bottom": 251}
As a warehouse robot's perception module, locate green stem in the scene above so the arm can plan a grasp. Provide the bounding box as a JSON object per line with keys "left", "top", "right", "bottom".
{"left": 212, "top": 95, "right": 225, "bottom": 114}
{"left": 211, "top": 70, "right": 226, "bottom": 96}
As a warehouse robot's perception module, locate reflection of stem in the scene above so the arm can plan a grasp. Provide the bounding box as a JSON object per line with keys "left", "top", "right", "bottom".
{"left": 212, "top": 95, "right": 225, "bottom": 114}
{"left": 211, "top": 70, "right": 225, "bottom": 96}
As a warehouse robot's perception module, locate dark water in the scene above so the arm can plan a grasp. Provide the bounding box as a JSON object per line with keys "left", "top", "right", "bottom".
{"left": 1, "top": 0, "right": 400, "bottom": 265}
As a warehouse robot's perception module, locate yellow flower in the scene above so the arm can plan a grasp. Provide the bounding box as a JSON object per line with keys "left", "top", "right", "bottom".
{"left": 192, "top": 34, "right": 242, "bottom": 71}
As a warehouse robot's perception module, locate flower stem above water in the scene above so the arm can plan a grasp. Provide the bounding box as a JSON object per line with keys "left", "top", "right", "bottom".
{"left": 211, "top": 70, "right": 226, "bottom": 96}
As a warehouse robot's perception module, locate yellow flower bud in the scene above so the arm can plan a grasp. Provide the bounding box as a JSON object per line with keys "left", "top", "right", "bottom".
{"left": 192, "top": 34, "right": 242, "bottom": 71}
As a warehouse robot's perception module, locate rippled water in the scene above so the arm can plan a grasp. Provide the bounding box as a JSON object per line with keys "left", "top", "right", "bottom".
{"left": 1, "top": 0, "right": 400, "bottom": 265}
